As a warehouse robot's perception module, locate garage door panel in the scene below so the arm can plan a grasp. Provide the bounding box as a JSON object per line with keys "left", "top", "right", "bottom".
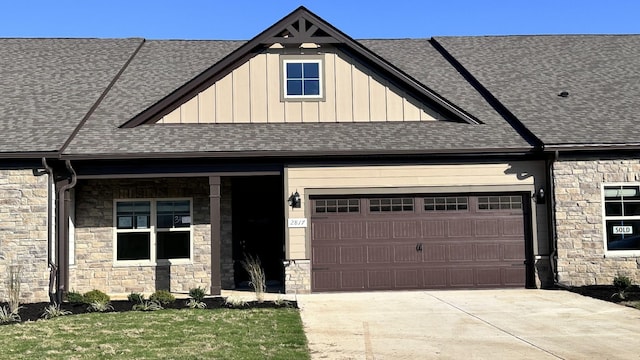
{"left": 475, "top": 219, "right": 500, "bottom": 237}
{"left": 448, "top": 219, "right": 474, "bottom": 237}
{"left": 340, "top": 246, "right": 364, "bottom": 264}
{"left": 367, "top": 245, "right": 391, "bottom": 263}
{"left": 423, "top": 244, "right": 447, "bottom": 262}
{"left": 340, "top": 222, "right": 364, "bottom": 239}
{"left": 341, "top": 271, "right": 365, "bottom": 289}
{"left": 423, "top": 268, "right": 447, "bottom": 287}
{"left": 311, "top": 194, "right": 527, "bottom": 292}
{"left": 368, "top": 270, "right": 392, "bottom": 288}
{"left": 422, "top": 220, "right": 446, "bottom": 237}
{"left": 312, "top": 222, "right": 339, "bottom": 241}
{"left": 394, "top": 245, "right": 421, "bottom": 263}
{"left": 395, "top": 269, "right": 419, "bottom": 288}
{"left": 367, "top": 221, "right": 390, "bottom": 238}
{"left": 393, "top": 221, "right": 419, "bottom": 238}
{"left": 448, "top": 244, "right": 474, "bottom": 261}
{"left": 449, "top": 268, "right": 475, "bottom": 287}
{"left": 476, "top": 243, "right": 501, "bottom": 261}
{"left": 313, "top": 247, "right": 337, "bottom": 265}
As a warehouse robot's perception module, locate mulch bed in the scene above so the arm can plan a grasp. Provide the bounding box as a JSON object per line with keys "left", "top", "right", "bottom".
{"left": 1, "top": 297, "right": 298, "bottom": 324}
{"left": 565, "top": 284, "right": 640, "bottom": 304}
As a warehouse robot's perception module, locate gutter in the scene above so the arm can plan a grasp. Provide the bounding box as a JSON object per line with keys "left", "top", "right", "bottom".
{"left": 547, "top": 151, "right": 559, "bottom": 285}
{"left": 55, "top": 160, "right": 77, "bottom": 304}
{"left": 39, "top": 158, "right": 58, "bottom": 303}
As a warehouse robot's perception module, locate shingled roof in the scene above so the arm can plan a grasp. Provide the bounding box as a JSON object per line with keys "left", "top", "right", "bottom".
{"left": 434, "top": 35, "right": 640, "bottom": 149}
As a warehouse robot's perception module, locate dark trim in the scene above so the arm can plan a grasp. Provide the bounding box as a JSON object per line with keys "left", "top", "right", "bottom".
{"left": 544, "top": 143, "right": 640, "bottom": 151}
{"left": 60, "top": 147, "right": 536, "bottom": 161}
{"left": 0, "top": 151, "right": 59, "bottom": 160}
{"left": 209, "top": 176, "right": 222, "bottom": 295}
{"left": 60, "top": 39, "right": 146, "bottom": 154}
{"left": 55, "top": 160, "right": 77, "bottom": 303}
{"left": 430, "top": 38, "right": 544, "bottom": 148}
{"left": 120, "top": 6, "right": 479, "bottom": 128}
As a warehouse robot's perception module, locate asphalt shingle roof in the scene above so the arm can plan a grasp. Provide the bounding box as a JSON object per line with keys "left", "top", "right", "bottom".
{"left": 0, "top": 38, "right": 142, "bottom": 153}
{"left": 435, "top": 35, "right": 640, "bottom": 146}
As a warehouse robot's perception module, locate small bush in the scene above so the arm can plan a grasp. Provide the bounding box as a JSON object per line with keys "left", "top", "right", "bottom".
{"left": 132, "top": 300, "right": 163, "bottom": 311}
{"left": 189, "top": 287, "right": 207, "bottom": 302}
{"left": 87, "top": 300, "right": 114, "bottom": 313}
{"left": 149, "top": 290, "right": 175, "bottom": 305}
{"left": 41, "top": 304, "right": 72, "bottom": 319}
{"left": 0, "top": 305, "right": 21, "bottom": 324}
{"left": 224, "top": 297, "right": 248, "bottom": 308}
{"left": 613, "top": 275, "right": 632, "bottom": 291}
{"left": 241, "top": 254, "right": 266, "bottom": 302}
{"left": 65, "top": 290, "right": 84, "bottom": 304}
{"left": 82, "top": 289, "right": 110, "bottom": 304}
{"left": 127, "top": 292, "right": 145, "bottom": 304}
{"left": 186, "top": 299, "right": 207, "bottom": 309}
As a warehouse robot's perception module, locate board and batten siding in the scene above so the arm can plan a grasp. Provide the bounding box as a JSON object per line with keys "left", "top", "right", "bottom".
{"left": 159, "top": 48, "right": 444, "bottom": 124}
{"left": 284, "top": 162, "right": 549, "bottom": 260}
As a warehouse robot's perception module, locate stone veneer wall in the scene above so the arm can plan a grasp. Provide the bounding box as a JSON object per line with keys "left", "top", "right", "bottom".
{"left": 284, "top": 259, "right": 310, "bottom": 294}
{"left": 70, "top": 177, "right": 232, "bottom": 296}
{"left": 554, "top": 159, "right": 640, "bottom": 286}
{"left": 0, "top": 169, "right": 50, "bottom": 303}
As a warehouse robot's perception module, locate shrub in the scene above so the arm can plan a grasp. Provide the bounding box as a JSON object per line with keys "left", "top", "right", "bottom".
{"left": 188, "top": 287, "right": 207, "bottom": 302}
{"left": 82, "top": 289, "right": 110, "bottom": 304}
{"left": 65, "top": 290, "right": 84, "bottom": 304}
{"left": 224, "top": 296, "right": 248, "bottom": 308}
{"left": 186, "top": 299, "right": 207, "bottom": 309}
{"left": 0, "top": 305, "right": 21, "bottom": 324}
{"left": 41, "top": 303, "right": 72, "bottom": 319}
{"left": 132, "top": 300, "right": 163, "bottom": 311}
{"left": 241, "top": 254, "right": 266, "bottom": 302}
{"left": 612, "top": 275, "right": 633, "bottom": 300}
{"left": 127, "top": 292, "right": 145, "bottom": 304}
{"left": 149, "top": 290, "right": 175, "bottom": 305}
{"left": 87, "top": 300, "right": 114, "bottom": 313}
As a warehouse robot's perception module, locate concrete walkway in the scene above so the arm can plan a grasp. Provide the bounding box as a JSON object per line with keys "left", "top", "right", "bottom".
{"left": 297, "top": 289, "right": 640, "bottom": 360}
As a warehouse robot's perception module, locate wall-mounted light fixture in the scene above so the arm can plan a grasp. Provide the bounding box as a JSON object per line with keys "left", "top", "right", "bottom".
{"left": 288, "top": 191, "right": 301, "bottom": 208}
{"left": 535, "top": 187, "right": 545, "bottom": 204}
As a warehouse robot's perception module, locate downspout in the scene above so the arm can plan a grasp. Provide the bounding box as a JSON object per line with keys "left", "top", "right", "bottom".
{"left": 56, "top": 160, "right": 77, "bottom": 303}
{"left": 40, "top": 158, "right": 57, "bottom": 303}
{"left": 547, "top": 151, "right": 560, "bottom": 285}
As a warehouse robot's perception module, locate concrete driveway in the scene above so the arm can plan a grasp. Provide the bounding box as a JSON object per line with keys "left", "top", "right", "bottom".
{"left": 297, "top": 289, "right": 640, "bottom": 359}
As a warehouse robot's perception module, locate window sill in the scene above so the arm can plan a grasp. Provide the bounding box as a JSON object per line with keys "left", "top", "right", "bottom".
{"left": 113, "top": 259, "right": 193, "bottom": 267}
{"left": 604, "top": 251, "right": 640, "bottom": 258}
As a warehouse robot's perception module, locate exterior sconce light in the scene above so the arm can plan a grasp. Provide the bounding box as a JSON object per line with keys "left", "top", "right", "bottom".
{"left": 288, "top": 191, "right": 301, "bottom": 208}
{"left": 535, "top": 188, "right": 545, "bottom": 204}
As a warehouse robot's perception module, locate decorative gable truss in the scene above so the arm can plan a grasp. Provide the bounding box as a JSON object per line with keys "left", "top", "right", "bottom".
{"left": 121, "top": 6, "right": 479, "bottom": 128}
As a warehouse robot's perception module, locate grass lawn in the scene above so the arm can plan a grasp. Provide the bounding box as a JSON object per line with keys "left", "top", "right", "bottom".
{"left": 0, "top": 308, "right": 309, "bottom": 359}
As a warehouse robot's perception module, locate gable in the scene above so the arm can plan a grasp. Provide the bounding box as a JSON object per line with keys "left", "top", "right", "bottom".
{"left": 157, "top": 46, "right": 445, "bottom": 124}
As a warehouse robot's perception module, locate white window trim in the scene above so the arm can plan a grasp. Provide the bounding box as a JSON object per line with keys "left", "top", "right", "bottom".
{"left": 113, "top": 198, "right": 194, "bottom": 266}
{"left": 601, "top": 183, "right": 640, "bottom": 257}
{"left": 281, "top": 58, "right": 324, "bottom": 100}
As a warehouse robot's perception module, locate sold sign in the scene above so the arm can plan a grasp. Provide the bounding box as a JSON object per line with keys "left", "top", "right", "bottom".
{"left": 613, "top": 226, "right": 633, "bottom": 235}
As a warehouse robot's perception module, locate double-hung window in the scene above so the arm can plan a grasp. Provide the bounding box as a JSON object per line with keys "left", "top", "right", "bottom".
{"left": 282, "top": 57, "right": 323, "bottom": 100}
{"left": 115, "top": 199, "right": 192, "bottom": 264}
{"left": 603, "top": 184, "right": 640, "bottom": 252}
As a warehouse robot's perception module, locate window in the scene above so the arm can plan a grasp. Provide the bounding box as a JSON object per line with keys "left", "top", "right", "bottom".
{"left": 115, "top": 199, "right": 192, "bottom": 263}
{"left": 370, "top": 198, "right": 414, "bottom": 212}
{"left": 424, "top": 197, "right": 468, "bottom": 211}
{"left": 603, "top": 185, "right": 640, "bottom": 251}
{"left": 478, "top": 196, "right": 522, "bottom": 210}
{"left": 282, "top": 59, "right": 323, "bottom": 99}
{"left": 315, "top": 199, "right": 360, "bottom": 214}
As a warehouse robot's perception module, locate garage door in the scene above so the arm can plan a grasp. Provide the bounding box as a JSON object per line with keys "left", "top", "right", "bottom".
{"left": 311, "top": 195, "right": 527, "bottom": 291}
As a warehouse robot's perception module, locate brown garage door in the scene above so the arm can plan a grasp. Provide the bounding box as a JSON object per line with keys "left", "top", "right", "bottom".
{"left": 311, "top": 195, "right": 527, "bottom": 292}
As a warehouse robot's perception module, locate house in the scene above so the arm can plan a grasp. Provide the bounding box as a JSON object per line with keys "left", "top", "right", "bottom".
{"left": 0, "top": 7, "right": 636, "bottom": 304}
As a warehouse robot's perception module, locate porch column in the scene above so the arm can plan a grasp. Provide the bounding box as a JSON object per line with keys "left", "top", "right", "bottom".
{"left": 209, "top": 176, "right": 222, "bottom": 295}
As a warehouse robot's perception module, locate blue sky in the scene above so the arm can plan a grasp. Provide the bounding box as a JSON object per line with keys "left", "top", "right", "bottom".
{"left": 1, "top": 1, "right": 638, "bottom": 39}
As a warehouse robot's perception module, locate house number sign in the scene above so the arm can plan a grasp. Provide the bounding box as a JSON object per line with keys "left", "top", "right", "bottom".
{"left": 612, "top": 226, "right": 633, "bottom": 235}
{"left": 288, "top": 218, "right": 308, "bottom": 228}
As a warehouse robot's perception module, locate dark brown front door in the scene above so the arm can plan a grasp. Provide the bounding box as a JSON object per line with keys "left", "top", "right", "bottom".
{"left": 311, "top": 195, "right": 527, "bottom": 292}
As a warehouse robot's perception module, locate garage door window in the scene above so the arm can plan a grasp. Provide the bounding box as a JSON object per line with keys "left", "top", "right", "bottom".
{"left": 603, "top": 184, "right": 640, "bottom": 251}
{"left": 315, "top": 199, "right": 360, "bottom": 214}
{"left": 369, "top": 198, "right": 414, "bottom": 212}
{"left": 424, "top": 197, "right": 468, "bottom": 211}
{"left": 478, "top": 196, "right": 522, "bottom": 210}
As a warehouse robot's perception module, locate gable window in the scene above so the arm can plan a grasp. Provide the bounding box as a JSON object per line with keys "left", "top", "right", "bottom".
{"left": 115, "top": 199, "right": 192, "bottom": 264}
{"left": 281, "top": 57, "right": 324, "bottom": 100}
{"left": 603, "top": 185, "right": 640, "bottom": 252}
